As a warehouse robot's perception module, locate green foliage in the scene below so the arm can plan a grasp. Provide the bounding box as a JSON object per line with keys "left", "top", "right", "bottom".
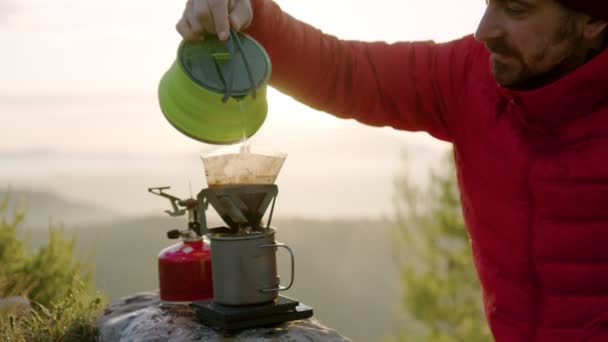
{"left": 0, "top": 194, "right": 105, "bottom": 341}
{"left": 388, "top": 151, "right": 491, "bottom": 342}
{"left": 2, "top": 284, "right": 103, "bottom": 342}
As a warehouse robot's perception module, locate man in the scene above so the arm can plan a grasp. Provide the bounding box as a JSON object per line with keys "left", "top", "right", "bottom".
{"left": 176, "top": 0, "right": 608, "bottom": 340}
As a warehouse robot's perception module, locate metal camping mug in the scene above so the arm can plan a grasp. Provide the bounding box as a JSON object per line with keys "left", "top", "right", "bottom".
{"left": 209, "top": 227, "right": 295, "bottom": 306}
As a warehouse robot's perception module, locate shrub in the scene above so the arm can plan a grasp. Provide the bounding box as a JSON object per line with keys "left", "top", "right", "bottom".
{"left": 0, "top": 194, "right": 105, "bottom": 341}
{"left": 388, "top": 151, "right": 491, "bottom": 341}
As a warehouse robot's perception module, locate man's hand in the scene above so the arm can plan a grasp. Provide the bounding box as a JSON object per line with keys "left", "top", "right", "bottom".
{"left": 176, "top": 0, "right": 253, "bottom": 41}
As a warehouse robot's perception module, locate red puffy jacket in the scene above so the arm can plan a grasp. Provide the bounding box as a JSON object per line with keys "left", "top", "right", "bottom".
{"left": 247, "top": 1, "right": 608, "bottom": 340}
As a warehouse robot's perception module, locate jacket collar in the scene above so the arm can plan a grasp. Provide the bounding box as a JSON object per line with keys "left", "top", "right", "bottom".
{"left": 497, "top": 48, "right": 608, "bottom": 127}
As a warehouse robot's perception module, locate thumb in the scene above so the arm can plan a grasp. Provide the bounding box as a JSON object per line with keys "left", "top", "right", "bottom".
{"left": 229, "top": 0, "right": 253, "bottom": 31}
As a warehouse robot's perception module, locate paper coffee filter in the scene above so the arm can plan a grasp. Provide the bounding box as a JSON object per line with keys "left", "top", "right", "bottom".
{"left": 201, "top": 144, "right": 287, "bottom": 187}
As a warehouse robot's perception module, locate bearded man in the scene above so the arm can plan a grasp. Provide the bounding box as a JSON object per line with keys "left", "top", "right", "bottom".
{"left": 176, "top": 0, "right": 608, "bottom": 340}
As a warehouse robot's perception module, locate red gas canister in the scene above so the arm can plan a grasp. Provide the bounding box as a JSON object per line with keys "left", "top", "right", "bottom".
{"left": 158, "top": 233, "right": 213, "bottom": 303}
{"left": 148, "top": 187, "right": 214, "bottom": 304}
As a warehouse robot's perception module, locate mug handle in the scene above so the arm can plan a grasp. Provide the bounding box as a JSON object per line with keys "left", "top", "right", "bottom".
{"left": 257, "top": 243, "right": 295, "bottom": 292}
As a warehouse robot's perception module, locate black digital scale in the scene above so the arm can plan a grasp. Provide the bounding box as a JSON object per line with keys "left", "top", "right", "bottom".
{"left": 191, "top": 295, "right": 313, "bottom": 331}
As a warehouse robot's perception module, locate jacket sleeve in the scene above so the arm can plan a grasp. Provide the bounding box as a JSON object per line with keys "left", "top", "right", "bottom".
{"left": 246, "top": 0, "right": 477, "bottom": 142}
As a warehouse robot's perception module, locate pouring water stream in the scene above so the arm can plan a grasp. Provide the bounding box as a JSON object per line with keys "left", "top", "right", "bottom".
{"left": 239, "top": 101, "right": 251, "bottom": 154}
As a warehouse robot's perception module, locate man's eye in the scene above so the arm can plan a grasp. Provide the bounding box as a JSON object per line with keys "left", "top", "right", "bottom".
{"left": 505, "top": 4, "right": 526, "bottom": 15}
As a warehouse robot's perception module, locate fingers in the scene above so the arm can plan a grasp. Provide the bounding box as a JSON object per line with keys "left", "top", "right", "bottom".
{"left": 229, "top": 0, "right": 253, "bottom": 31}
{"left": 192, "top": 0, "right": 221, "bottom": 38}
{"left": 176, "top": 0, "right": 252, "bottom": 41}
{"left": 207, "top": 0, "right": 230, "bottom": 40}
{"left": 187, "top": 0, "right": 206, "bottom": 34}
{"left": 176, "top": 0, "right": 200, "bottom": 41}
{"left": 176, "top": 17, "right": 196, "bottom": 40}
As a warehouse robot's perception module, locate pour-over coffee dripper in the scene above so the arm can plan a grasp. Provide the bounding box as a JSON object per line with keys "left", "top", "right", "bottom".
{"left": 198, "top": 146, "right": 286, "bottom": 232}
{"left": 201, "top": 146, "right": 287, "bottom": 188}
{"left": 197, "top": 184, "right": 278, "bottom": 233}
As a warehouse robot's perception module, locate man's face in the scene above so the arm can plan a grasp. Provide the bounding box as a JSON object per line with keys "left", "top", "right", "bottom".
{"left": 475, "top": 0, "right": 585, "bottom": 88}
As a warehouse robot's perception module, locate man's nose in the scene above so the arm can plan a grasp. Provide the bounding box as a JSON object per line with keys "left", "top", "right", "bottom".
{"left": 475, "top": 7, "right": 504, "bottom": 42}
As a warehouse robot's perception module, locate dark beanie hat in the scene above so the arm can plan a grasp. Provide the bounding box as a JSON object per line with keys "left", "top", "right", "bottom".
{"left": 556, "top": 1, "right": 608, "bottom": 20}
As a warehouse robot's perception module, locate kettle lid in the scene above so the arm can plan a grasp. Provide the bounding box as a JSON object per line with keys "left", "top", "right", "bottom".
{"left": 178, "top": 32, "right": 271, "bottom": 98}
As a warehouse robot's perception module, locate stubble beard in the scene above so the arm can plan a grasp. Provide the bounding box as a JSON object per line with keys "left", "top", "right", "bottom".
{"left": 492, "top": 13, "right": 584, "bottom": 90}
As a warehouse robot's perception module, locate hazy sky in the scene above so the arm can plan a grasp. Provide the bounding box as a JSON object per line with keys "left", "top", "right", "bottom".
{"left": 1, "top": 0, "right": 485, "bottom": 96}
{"left": 0, "top": 0, "right": 487, "bottom": 219}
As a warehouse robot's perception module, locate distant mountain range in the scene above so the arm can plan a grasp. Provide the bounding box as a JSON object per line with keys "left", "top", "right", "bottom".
{"left": 0, "top": 189, "right": 121, "bottom": 228}
{"left": 0, "top": 120, "right": 449, "bottom": 220}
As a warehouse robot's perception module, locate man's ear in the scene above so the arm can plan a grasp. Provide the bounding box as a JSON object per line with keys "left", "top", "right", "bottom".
{"left": 583, "top": 17, "right": 608, "bottom": 40}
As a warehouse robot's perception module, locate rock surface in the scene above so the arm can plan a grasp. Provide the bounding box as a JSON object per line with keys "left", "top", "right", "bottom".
{"left": 97, "top": 292, "right": 351, "bottom": 342}
{"left": 0, "top": 296, "right": 31, "bottom": 316}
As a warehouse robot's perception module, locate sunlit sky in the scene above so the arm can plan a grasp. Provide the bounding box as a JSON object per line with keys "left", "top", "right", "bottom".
{"left": 0, "top": 0, "right": 487, "bottom": 220}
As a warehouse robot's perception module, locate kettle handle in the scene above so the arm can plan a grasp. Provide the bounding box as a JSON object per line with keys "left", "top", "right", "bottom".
{"left": 258, "top": 243, "right": 295, "bottom": 293}
{"left": 221, "top": 29, "right": 257, "bottom": 103}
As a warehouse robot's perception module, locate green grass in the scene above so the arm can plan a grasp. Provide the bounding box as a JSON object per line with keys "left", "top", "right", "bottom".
{"left": 0, "top": 195, "right": 105, "bottom": 341}
{"left": 1, "top": 285, "right": 104, "bottom": 342}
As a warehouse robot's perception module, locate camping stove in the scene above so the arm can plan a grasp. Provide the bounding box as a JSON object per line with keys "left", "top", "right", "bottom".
{"left": 191, "top": 184, "right": 313, "bottom": 330}
{"left": 150, "top": 183, "right": 312, "bottom": 329}
{"left": 148, "top": 186, "right": 213, "bottom": 304}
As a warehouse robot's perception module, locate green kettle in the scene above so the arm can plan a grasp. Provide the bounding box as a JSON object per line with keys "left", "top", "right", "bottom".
{"left": 158, "top": 30, "right": 271, "bottom": 144}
